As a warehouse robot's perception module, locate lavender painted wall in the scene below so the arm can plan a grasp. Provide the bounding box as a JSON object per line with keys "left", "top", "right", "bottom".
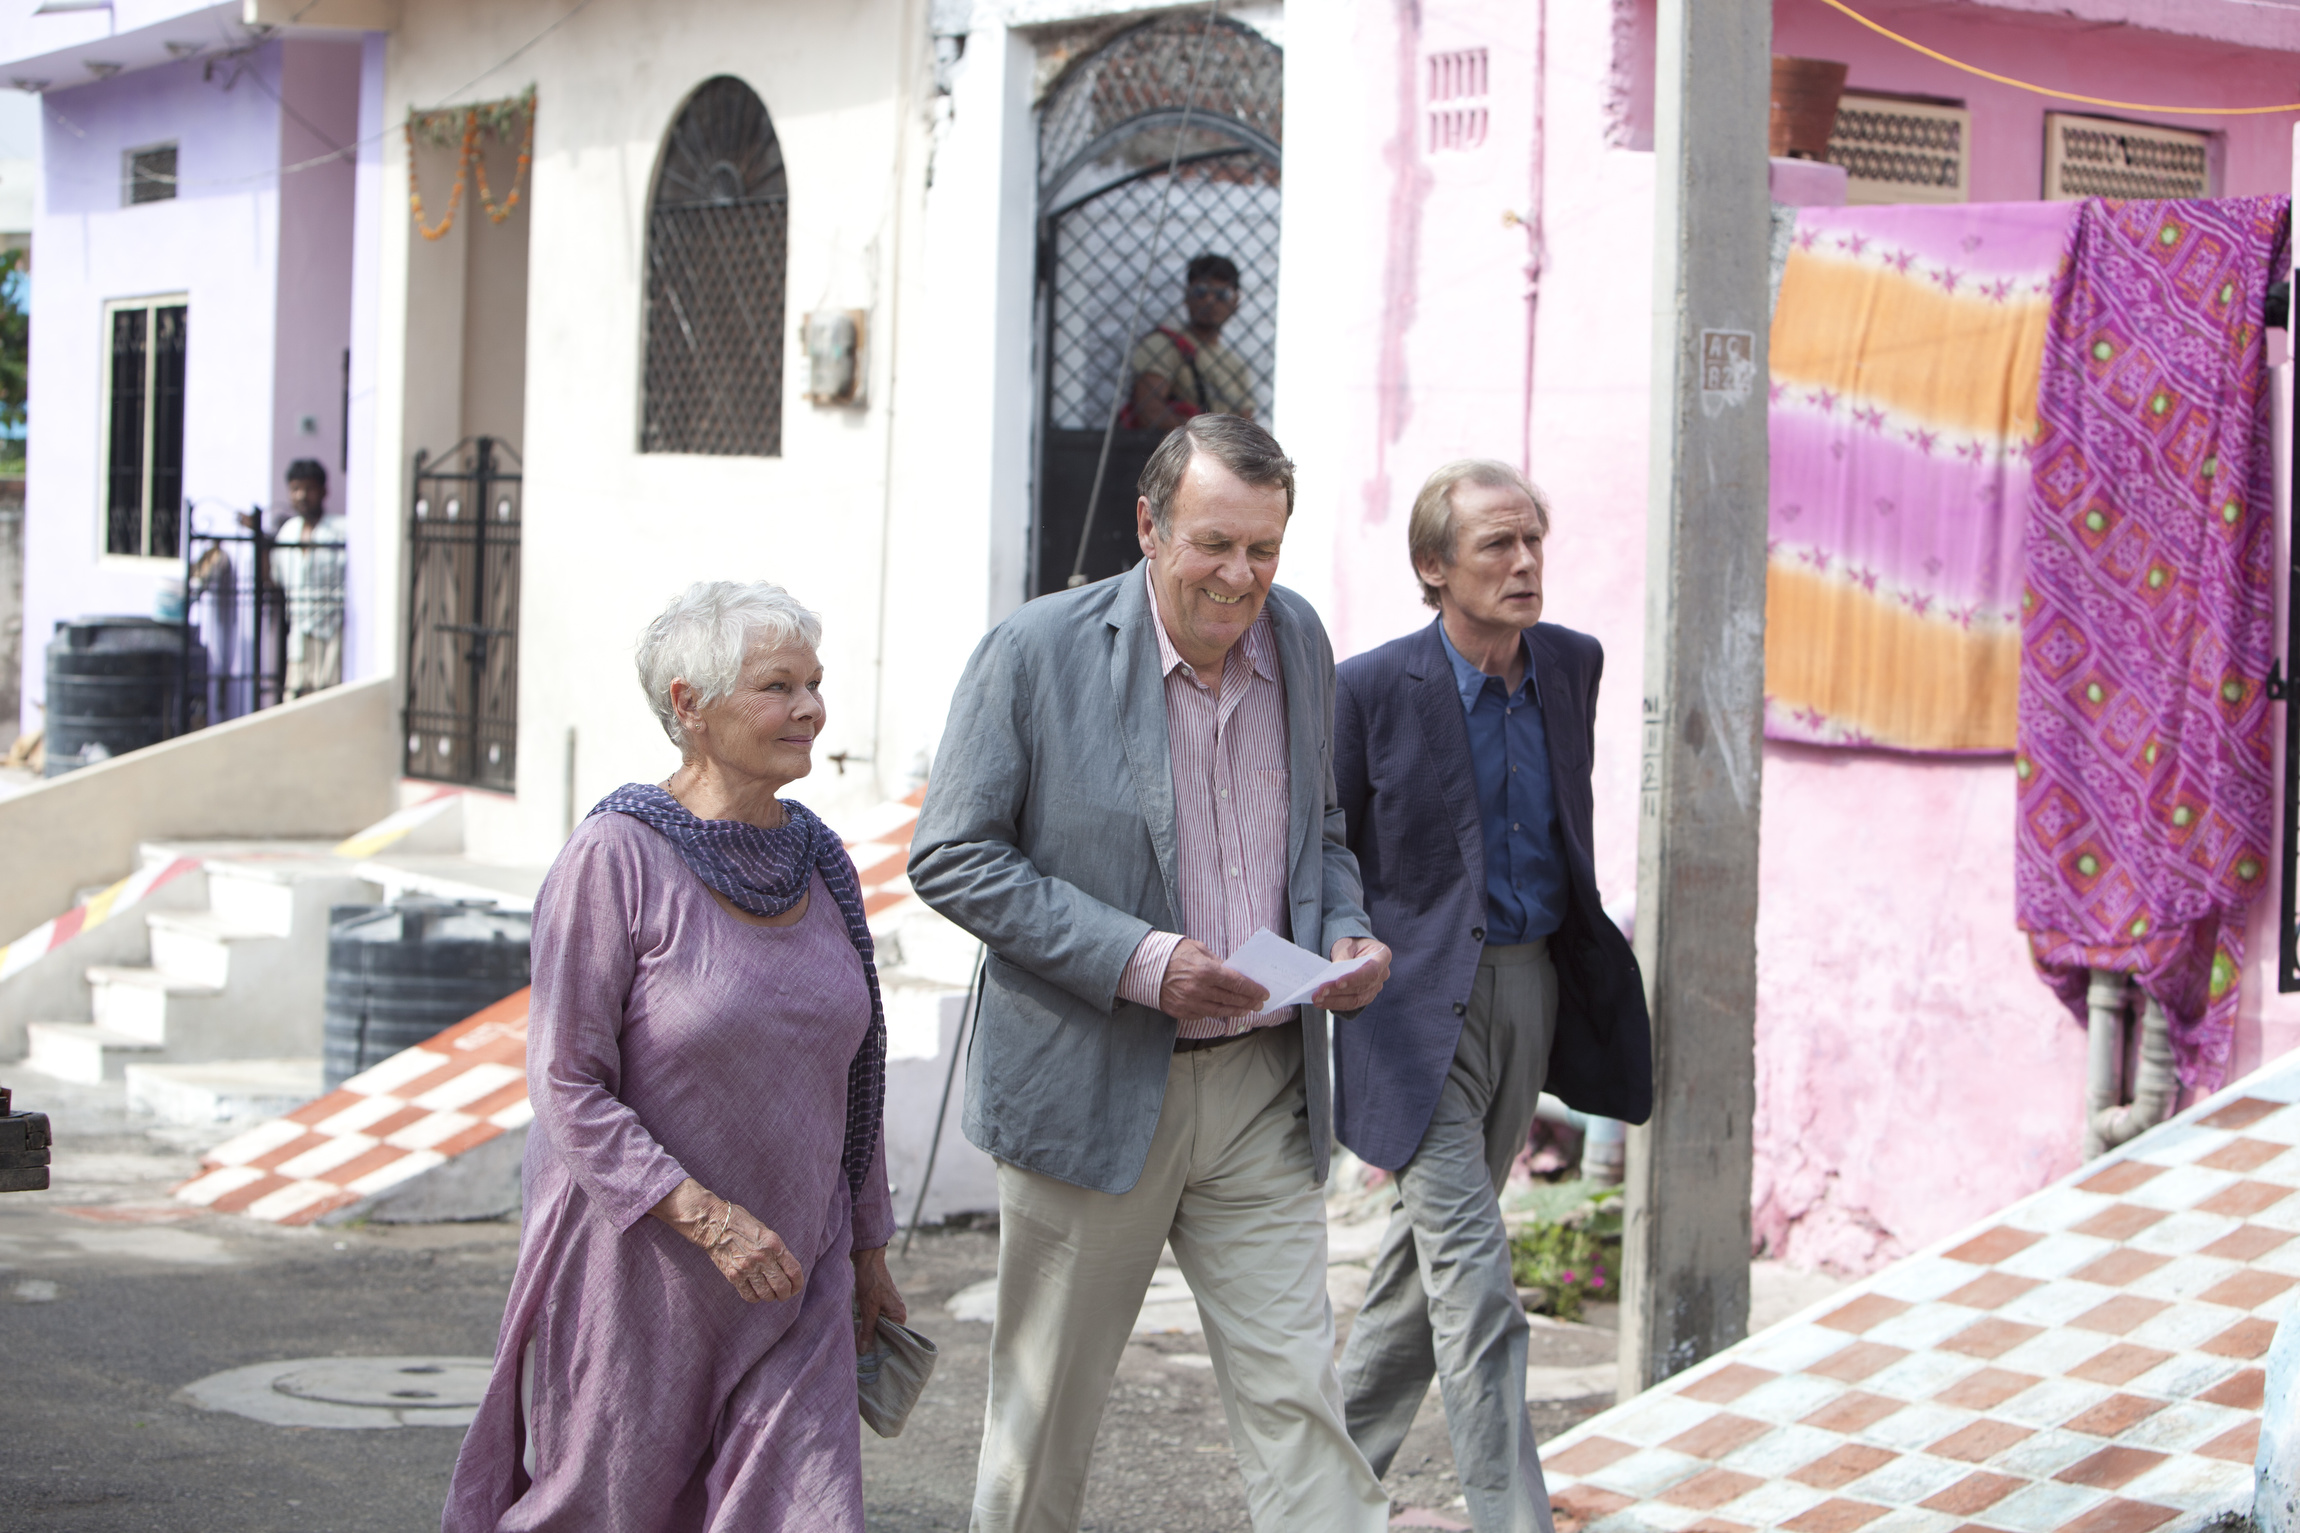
{"left": 269, "top": 40, "right": 358, "bottom": 521}
{"left": 1291, "top": 0, "right": 2300, "bottom": 1273}
{"left": 16, "top": 39, "right": 365, "bottom": 737}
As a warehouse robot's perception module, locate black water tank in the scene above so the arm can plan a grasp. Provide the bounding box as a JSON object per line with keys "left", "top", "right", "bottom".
{"left": 324, "top": 898, "right": 533, "bottom": 1090}
{"left": 43, "top": 615, "right": 203, "bottom": 776}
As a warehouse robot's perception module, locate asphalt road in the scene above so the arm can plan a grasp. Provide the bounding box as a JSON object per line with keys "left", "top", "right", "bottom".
{"left": 0, "top": 1078, "right": 1831, "bottom": 1532}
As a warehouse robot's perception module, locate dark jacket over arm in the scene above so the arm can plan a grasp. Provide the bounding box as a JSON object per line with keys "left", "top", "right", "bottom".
{"left": 1332, "top": 618, "right": 1651, "bottom": 1171}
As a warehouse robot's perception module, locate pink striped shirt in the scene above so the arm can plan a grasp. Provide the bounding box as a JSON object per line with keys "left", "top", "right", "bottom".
{"left": 1115, "top": 561, "right": 1296, "bottom": 1038}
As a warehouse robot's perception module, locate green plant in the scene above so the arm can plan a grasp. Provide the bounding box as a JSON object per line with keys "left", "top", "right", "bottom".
{"left": 1508, "top": 1186, "right": 1622, "bottom": 1322}
{"left": 406, "top": 86, "right": 535, "bottom": 149}
{"left": 0, "top": 245, "right": 25, "bottom": 465}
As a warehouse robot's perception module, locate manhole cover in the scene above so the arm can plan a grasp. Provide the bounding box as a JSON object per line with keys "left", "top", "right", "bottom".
{"left": 181, "top": 1355, "right": 493, "bottom": 1429}
{"left": 272, "top": 1358, "right": 490, "bottom": 1410}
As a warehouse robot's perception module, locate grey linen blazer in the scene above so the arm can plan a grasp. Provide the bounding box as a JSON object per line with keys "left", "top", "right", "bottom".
{"left": 908, "top": 569, "right": 1373, "bottom": 1195}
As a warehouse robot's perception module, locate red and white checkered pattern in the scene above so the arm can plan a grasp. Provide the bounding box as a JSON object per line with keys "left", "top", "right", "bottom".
{"left": 0, "top": 856, "right": 198, "bottom": 983}
{"left": 836, "top": 786, "right": 925, "bottom": 927}
{"left": 1543, "top": 1068, "right": 2300, "bottom": 1533}
{"left": 175, "top": 992, "right": 532, "bottom": 1226}
{"left": 175, "top": 793, "right": 929, "bottom": 1226}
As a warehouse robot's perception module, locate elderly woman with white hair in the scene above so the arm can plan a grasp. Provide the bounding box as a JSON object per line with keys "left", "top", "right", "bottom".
{"left": 443, "top": 580, "right": 903, "bottom": 1533}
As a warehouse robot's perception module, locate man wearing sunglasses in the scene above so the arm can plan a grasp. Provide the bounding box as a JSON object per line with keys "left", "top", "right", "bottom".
{"left": 1126, "top": 253, "right": 1258, "bottom": 432}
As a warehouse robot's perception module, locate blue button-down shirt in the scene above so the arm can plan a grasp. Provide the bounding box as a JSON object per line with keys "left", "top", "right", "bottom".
{"left": 1438, "top": 624, "right": 1568, "bottom": 944}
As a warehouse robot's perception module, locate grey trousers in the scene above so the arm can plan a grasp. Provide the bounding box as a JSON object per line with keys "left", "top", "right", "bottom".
{"left": 1338, "top": 939, "right": 1559, "bottom": 1533}
{"left": 971, "top": 1023, "right": 1388, "bottom": 1533}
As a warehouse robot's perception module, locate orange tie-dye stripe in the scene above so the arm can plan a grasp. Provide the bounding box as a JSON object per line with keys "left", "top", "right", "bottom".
{"left": 1766, "top": 564, "right": 2019, "bottom": 751}
{"left": 1769, "top": 247, "right": 2051, "bottom": 442}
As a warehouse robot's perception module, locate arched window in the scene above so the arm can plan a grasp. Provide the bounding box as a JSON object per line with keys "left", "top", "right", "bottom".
{"left": 642, "top": 77, "right": 788, "bottom": 456}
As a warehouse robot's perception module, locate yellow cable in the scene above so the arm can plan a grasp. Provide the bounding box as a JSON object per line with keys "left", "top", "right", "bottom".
{"left": 1816, "top": 0, "right": 2300, "bottom": 116}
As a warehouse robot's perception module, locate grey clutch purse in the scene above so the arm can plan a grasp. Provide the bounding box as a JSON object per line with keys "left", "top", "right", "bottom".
{"left": 857, "top": 1318, "right": 938, "bottom": 1438}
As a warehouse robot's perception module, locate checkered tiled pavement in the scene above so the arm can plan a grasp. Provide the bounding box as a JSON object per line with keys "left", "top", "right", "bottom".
{"left": 173, "top": 792, "right": 930, "bottom": 1226}
{"left": 175, "top": 991, "right": 534, "bottom": 1225}
{"left": 1542, "top": 1067, "right": 2300, "bottom": 1533}
{"left": 839, "top": 785, "right": 927, "bottom": 922}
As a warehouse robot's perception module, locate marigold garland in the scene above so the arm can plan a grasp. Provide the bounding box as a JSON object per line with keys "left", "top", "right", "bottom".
{"left": 406, "top": 87, "right": 537, "bottom": 242}
{"left": 474, "top": 94, "right": 536, "bottom": 224}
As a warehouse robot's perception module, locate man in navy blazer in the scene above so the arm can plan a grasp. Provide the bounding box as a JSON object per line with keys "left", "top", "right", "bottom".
{"left": 1332, "top": 460, "right": 1651, "bottom": 1533}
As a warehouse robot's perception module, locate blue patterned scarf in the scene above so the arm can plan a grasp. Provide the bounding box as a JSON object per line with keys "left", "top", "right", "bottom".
{"left": 591, "top": 782, "right": 885, "bottom": 1206}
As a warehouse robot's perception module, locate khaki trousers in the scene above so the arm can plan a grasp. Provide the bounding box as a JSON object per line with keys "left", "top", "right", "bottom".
{"left": 1339, "top": 940, "right": 1560, "bottom": 1533}
{"left": 970, "top": 1023, "right": 1388, "bottom": 1533}
{"left": 286, "top": 630, "right": 342, "bottom": 699}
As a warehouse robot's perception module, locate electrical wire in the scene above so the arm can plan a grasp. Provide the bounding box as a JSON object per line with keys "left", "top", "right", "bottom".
{"left": 1817, "top": 0, "right": 2300, "bottom": 116}
{"left": 203, "top": 17, "right": 348, "bottom": 159}
{"left": 52, "top": 0, "right": 597, "bottom": 193}
{"left": 1065, "top": 0, "right": 1226, "bottom": 589}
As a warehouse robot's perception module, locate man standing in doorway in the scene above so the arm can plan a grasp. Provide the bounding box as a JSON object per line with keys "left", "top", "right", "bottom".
{"left": 1331, "top": 460, "right": 1652, "bottom": 1533}
{"left": 910, "top": 414, "right": 1394, "bottom": 1533}
{"left": 1125, "top": 254, "right": 1258, "bottom": 431}
{"left": 274, "top": 459, "right": 345, "bottom": 699}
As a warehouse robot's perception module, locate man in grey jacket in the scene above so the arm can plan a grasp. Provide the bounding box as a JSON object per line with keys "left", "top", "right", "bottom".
{"left": 910, "top": 414, "right": 1394, "bottom": 1533}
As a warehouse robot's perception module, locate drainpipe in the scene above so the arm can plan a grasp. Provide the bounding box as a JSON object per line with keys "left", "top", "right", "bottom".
{"left": 868, "top": 0, "right": 927, "bottom": 805}
{"left": 1519, "top": 0, "right": 1548, "bottom": 474}
{"left": 1583, "top": 1115, "right": 1627, "bottom": 1186}
{"left": 2085, "top": 968, "right": 2176, "bottom": 1158}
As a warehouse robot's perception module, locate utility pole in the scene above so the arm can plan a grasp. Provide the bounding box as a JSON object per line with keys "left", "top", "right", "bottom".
{"left": 1620, "top": 0, "right": 1772, "bottom": 1395}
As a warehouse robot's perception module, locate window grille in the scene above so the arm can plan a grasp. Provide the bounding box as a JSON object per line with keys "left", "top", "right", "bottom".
{"left": 1827, "top": 94, "right": 1969, "bottom": 204}
{"left": 1427, "top": 47, "right": 1488, "bottom": 153}
{"left": 2044, "top": 113, "right": 2211, "bottom": 201}
{"left": 641, "top": 77, "right": 787, "bottom": 457}
{"left": 103, "top": 297, "right": 187, "bottom": 558}
{"left": 124, "top": 144, "right": 176, "bottom": 206}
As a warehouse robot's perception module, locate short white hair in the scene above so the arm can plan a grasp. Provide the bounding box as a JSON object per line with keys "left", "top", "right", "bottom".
{"left": 636, "top": 581, "right": 823, "bottom": 752}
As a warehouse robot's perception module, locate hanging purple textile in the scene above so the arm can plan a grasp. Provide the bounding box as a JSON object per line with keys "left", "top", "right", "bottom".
{"left": 2016, "top": 196, "right": 2289, "bottom": 1090}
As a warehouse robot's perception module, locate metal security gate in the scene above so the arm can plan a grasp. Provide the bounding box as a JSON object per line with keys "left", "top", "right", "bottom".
{"left": 1033, "top": 12, "right": 1283, "bottom": 596}
{"left": 403, "top": 437, "right": 521, "bottom": 792}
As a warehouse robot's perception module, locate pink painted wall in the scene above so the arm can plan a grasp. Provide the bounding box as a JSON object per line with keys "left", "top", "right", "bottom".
{"left": 1749, "top": 0, "right": 2300, "bottom": 1271}
{"left": 1772, "top": 0, "right": 2300, "bottom": 201}
{"left": 1292, "top": 0, "right": 2300, "bottom": 1274}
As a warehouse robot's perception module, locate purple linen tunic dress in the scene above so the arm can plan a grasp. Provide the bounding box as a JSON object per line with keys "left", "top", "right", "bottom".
{"left": 442, "top": 812, "right": 893, "bottom": 1532}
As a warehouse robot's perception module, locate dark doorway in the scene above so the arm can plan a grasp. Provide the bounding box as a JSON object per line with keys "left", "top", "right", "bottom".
{"left": 1033, "top": 12, "right": 1283, "bottom": 597}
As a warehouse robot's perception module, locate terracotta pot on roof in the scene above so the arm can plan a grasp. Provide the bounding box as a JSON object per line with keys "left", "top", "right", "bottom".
{"left": 1770, "top": 56, "right": 1850, "bottom": 161}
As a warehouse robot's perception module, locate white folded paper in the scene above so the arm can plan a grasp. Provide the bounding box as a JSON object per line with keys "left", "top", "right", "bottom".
{"left": 1224, "top": 927, "right": 1374, "bottom": 1009}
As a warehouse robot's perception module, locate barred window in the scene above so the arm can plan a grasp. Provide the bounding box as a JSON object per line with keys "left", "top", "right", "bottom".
{"left": 641, "top": 77, "right": 788, "bottom": 457}
{"left": 103, "top": 296, "right": 187, "bottom": 558}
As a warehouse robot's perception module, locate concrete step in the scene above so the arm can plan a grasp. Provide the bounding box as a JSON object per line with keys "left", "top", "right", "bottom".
{"left": 204, "top": 866, "right": 310, "bottom": 937}
{"left": 145, "top": 911, "right": 281, "bottom": 988}
{"left": 137, "top": 841, "right": 370, "bottom": 938}
{"left": 24, "top": 1021, "right": 165, "bottom": 1083}
{"left": 86, "top": 965, "right": 223, "bottom": 1043}
{"left": 125, "top": 1058, "right": 321, "bottom": 1126}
